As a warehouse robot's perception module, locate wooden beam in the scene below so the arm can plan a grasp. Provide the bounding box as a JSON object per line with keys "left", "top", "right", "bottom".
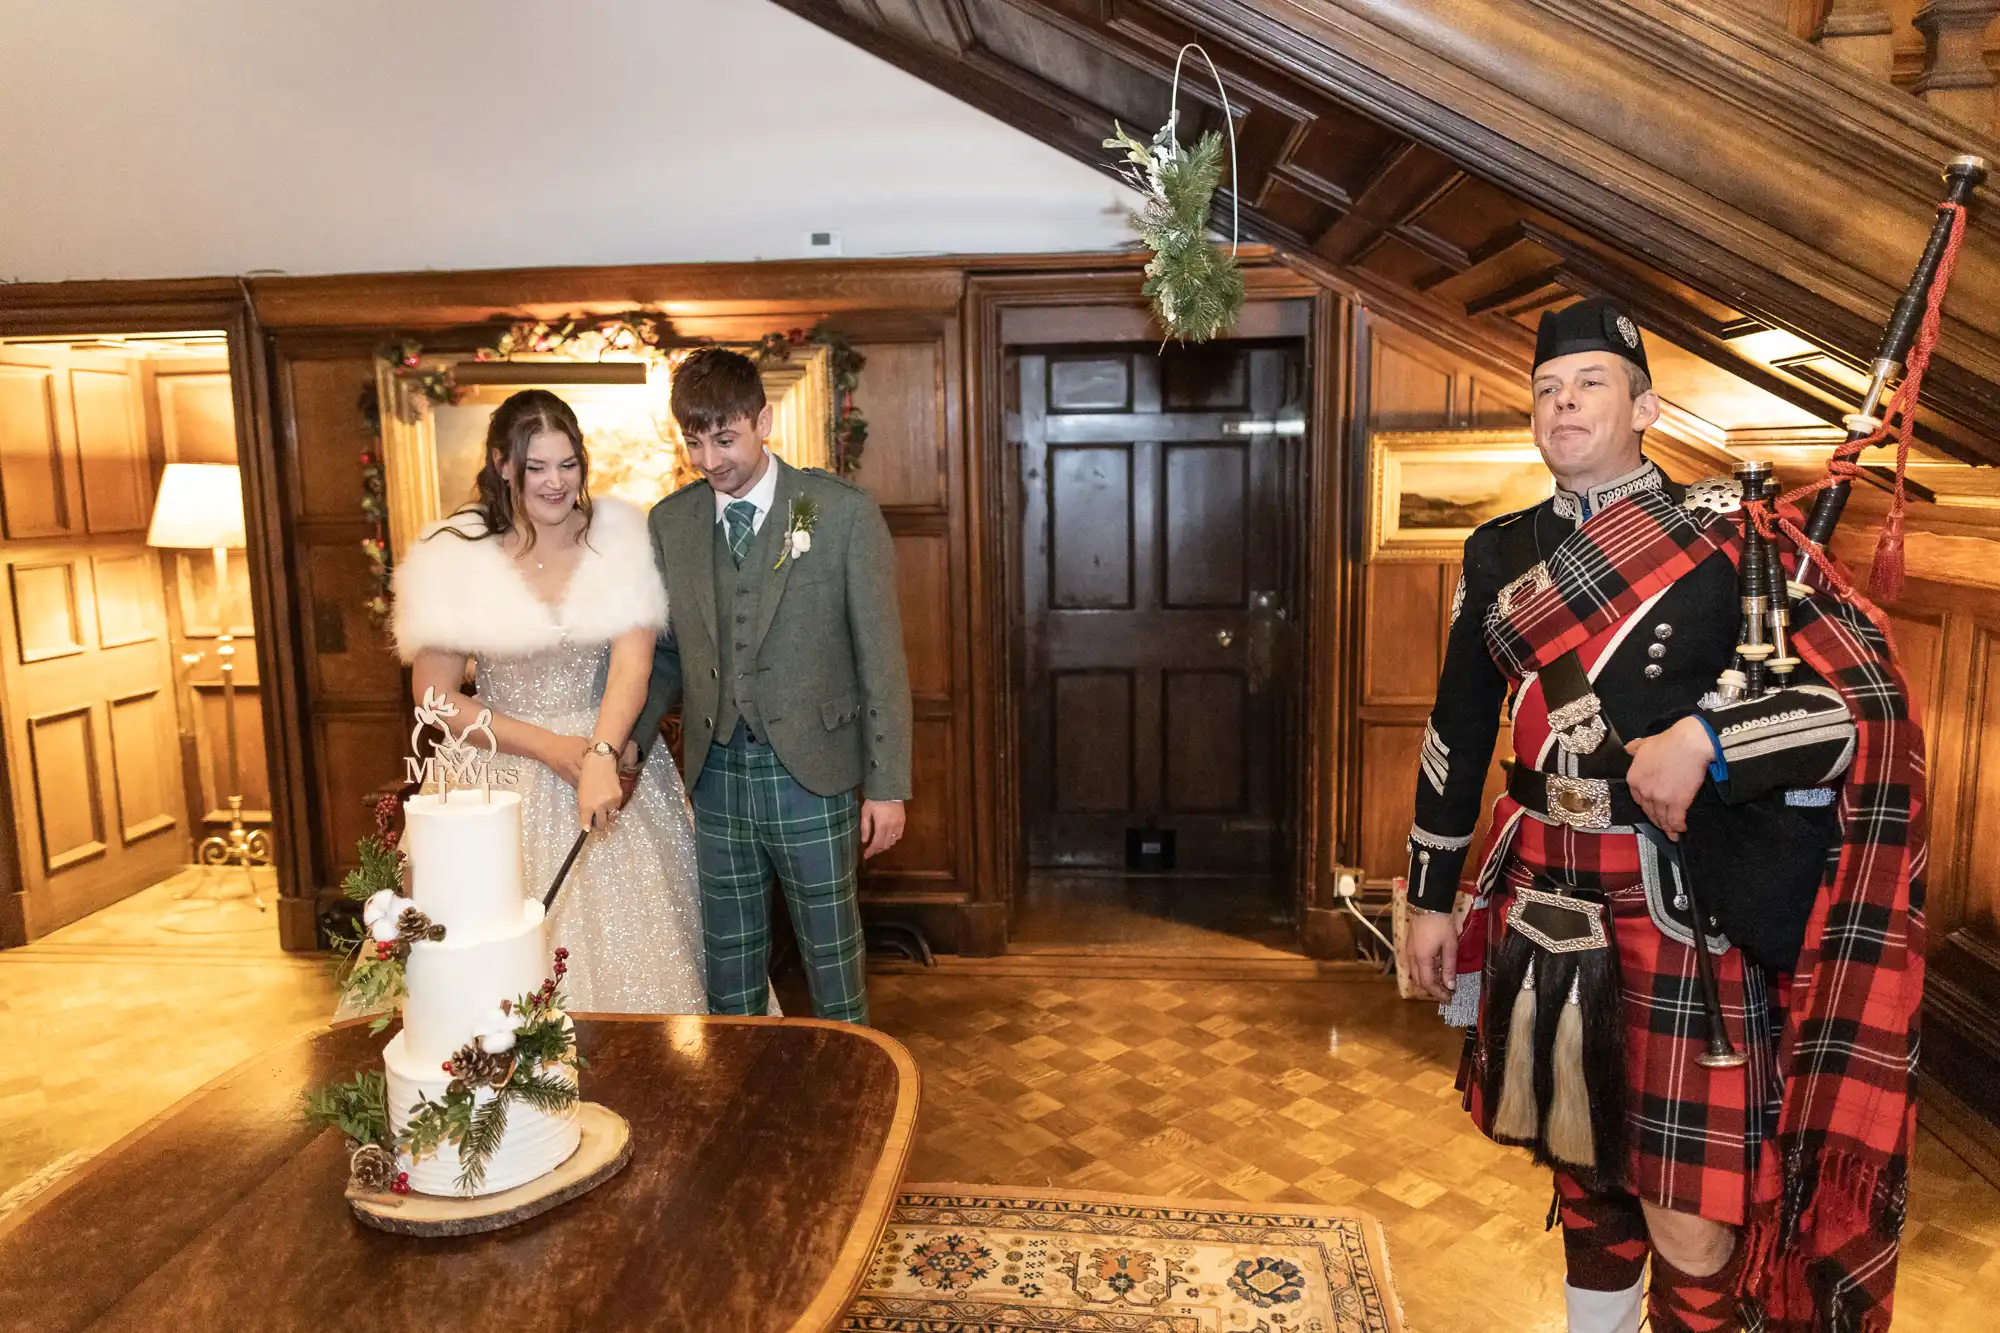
{"left": 1311, "top": 144, "right": 1462, "bottom": 264}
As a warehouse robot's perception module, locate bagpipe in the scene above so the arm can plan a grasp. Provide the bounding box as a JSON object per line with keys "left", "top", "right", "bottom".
{"left": 1676, "top": 155, "right": 1985, "bottom": 1066}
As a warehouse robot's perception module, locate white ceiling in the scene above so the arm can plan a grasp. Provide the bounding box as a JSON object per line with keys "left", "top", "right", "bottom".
{"left": 0, "top": 0, "right": 1140, "bottom": 283}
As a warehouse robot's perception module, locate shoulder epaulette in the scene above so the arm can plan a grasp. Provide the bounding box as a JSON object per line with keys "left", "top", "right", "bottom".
{"left": 1477, "top": 500, "right": 1545, "bottom": 534}
{"left": 802, "top": 466, "right": 865, "bottom": 493}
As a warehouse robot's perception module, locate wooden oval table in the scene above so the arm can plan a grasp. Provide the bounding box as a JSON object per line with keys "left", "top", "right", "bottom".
{"left": 0, "top": 1016, "right": 919, "bottom": 1333}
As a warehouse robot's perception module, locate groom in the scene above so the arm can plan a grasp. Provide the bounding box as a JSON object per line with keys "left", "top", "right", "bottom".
{"left": 635, "top": 346, "right": 911, "bottom": 1025}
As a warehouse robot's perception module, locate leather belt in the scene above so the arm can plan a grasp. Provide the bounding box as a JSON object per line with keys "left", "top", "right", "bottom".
{"left": 1507, "top": 765, "right": 1645, "bottom": 831}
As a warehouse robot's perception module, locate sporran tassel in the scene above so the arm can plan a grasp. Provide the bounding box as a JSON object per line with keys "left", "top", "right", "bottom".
{"left": 1546, "top": 976, "right": 1595, "bottom": 1172}
{"left": 1493, "top": 961, "right": 1541, "bottom": 1143}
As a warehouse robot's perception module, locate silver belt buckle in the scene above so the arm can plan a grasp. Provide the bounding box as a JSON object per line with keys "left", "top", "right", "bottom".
{"left": 1545, "top": 775, "right": 1612, "bottom": 831}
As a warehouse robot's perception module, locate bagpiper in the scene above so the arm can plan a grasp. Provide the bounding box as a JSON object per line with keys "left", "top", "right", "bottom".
{"left": 1401, "top": 297, "right": 1927, "bottom": 1333}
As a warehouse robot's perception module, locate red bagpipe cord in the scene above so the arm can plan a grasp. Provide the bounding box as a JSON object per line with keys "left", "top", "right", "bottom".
{"left": 1744, "top": 203, "right": 1967, "bottom": 646}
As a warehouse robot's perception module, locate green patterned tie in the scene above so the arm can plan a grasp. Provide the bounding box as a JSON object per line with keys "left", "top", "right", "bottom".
{"left": 724, "top": 500, "right": 756, "bottom": 568}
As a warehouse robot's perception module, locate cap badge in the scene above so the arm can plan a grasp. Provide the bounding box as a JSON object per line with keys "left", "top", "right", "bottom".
{"left": 1616, "top": 315, "right": 1639, "bottom": 348}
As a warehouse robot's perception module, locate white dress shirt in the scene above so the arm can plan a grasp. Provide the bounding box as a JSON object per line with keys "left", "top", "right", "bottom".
{"left": 713, "top": 451, "right": 779, "bottom": 534}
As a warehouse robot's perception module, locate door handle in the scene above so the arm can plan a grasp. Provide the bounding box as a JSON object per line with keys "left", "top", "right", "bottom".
{"left": 1215, "top": 629, "right": 1235, "bottom": 649}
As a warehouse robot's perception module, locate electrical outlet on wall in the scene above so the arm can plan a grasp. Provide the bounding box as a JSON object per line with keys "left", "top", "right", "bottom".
{"left": 806, "top": 229, "right": 843, "bottom": 257}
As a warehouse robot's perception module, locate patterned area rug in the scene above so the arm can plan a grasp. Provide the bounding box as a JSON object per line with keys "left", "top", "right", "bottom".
{"left": 847, "top": 1185, "right": 1404, "bottom": 1332}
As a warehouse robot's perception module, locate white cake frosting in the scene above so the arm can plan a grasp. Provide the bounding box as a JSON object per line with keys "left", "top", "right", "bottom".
{"left": 387, "top": 784, "right": 580, "bottom": 1196}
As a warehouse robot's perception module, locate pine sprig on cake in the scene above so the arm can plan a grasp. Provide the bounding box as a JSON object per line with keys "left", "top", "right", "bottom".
{"left": 303, "top": 1069, "right": 390, "bottom": 1150}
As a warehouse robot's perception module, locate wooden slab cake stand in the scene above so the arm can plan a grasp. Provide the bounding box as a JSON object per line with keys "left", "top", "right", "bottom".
{"left": 346, "top": 1101, "right": 631, "bottom": 1236}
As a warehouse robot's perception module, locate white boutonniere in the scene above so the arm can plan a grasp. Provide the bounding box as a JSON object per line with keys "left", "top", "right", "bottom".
{"left": 774, "top": 496, "right": 819, "bottom": 570}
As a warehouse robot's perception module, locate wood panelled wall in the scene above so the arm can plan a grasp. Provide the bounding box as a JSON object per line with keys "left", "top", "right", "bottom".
{"left": 259, "top": 278, "right": 984, "bottom": 952}
{"left": 1872, "top": 574, "right": 2000, "bottom": 1115}
{"left": 1350, "top": 313, "right": 1529, "bottom": 882}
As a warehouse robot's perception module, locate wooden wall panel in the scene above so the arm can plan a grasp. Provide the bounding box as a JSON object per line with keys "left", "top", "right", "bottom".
{"left": 92, "top": 553, "right": 161, "bottom": 649}
{"left": 155, "top": 370, "right": 237, "bottom": 464}
{"left": 70, "top": 367, "right": 148, "bottom": 535}
{"left": 28, "top": 707, "right": 105, "bottom": 873}
{"left": 107, "top": 689, "right": 177, "bottom": 843}
{"left": 10, "top": 561, "right": 84, "bottom": 663}
{"left": 286, "top": 358, "right": 374, "bottom": 521}
{"left": 1960, "top": 623, "right": 2000, "bottom": 937}
{"left": 312, "top": 714, "right": 405, "bottom": 876}
{"left": 893, "top": 530, "right": 950, "bottom": 699}
{"left": 0, "top": 362, "right": 72, "bottom": 540}
{"left": 1363, "top": 564, "right": 1446, "bottom": 705}
{"left": 1360, "top": 721, "right": 1426, "bottom": 874}
{"left": 849, "top": 341, "right": 945, "bottom": 508}
{"left": 1162, "top": 443, "right": 1248, "bottom": 608}
{"left": 1162, "top": 669, "right": 1246, "bottom": 812}
{"left": 1048, "top": 445, "right": 1133, "bottom": 609}
{"left": 1052, "top": 671, "right": 1133, "bottom": 811}
{"left": 302, "top": 543, "right": 400, "bottom": 702}
{"left": 192, "top": 682, "right": 271, "bottom": 819}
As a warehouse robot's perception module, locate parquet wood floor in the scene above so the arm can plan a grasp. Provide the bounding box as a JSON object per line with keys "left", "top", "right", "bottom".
{"left": 2, "top": 895, "right": 1994, "bottom": 1331}
{"left": 868, "top": 972, "right": 2000, "bottom": 1333}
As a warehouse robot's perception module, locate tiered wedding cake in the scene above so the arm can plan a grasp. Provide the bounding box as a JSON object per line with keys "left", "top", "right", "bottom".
{"left": 379, "top": 785, "right": 582, "bottom": 1195}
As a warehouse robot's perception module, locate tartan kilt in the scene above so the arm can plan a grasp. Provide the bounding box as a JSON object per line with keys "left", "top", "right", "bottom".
{"left": 1461, "top": 800, "right": 1782, "bottom": 1224}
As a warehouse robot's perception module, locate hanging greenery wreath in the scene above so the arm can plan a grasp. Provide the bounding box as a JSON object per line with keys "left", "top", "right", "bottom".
{"left": 1104, "top": 44, "right": 1245, "bottom": 343}
{"left": 355, "top": 315, "right": 868, "bottom": 629}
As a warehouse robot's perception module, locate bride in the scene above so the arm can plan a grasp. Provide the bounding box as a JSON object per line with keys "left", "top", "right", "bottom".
{"left": 391, "top": 388, "right": 707, "bottom": 1013}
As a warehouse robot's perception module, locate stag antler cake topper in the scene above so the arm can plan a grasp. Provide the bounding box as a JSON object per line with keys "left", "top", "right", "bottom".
{"left": 407, "top": 689, "right": 514, "bottom": 799}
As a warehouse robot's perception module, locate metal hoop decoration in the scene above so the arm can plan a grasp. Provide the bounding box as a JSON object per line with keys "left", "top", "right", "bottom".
{"left": 1169, "top": 43, "right": 1240, "bottom": 258}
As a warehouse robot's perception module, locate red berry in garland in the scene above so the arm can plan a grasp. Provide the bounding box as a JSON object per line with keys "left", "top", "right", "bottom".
{"left": 554, "top": 947, "right": 569, "bottom": 960}
{"left": 441, "top": 1060, "right": 454, "bottom": 1074}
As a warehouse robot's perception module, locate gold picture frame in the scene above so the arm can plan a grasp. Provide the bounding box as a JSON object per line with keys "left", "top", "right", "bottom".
{"left": 376, "top": 346, "right": 834, "bottom": 561}
{"left": 1367, "top": 430, "right": 1552, "bottom": 562}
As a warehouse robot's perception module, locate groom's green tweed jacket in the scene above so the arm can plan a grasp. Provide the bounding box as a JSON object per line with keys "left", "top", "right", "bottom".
{"left": 635, "top": 457, "right": 913, "bottom": 801}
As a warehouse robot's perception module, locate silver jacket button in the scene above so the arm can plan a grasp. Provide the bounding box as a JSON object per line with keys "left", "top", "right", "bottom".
{"left": 1647, "top": 642, "right": 1667, "bottom": 660}
{"left": 1643, "top": 663, "right": 1664, "bottom": 679}
{"left": 1654, "top": 623, "right": 1673, "bottom": 640}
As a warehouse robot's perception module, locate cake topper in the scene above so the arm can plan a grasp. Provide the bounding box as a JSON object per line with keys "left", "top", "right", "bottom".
{"left": 406, "top": 688, "right": 515, "bottom": 799}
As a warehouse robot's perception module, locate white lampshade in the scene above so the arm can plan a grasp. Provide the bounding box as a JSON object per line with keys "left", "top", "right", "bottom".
{"left": 147, "top": 463, "right": 246, "bottom": 551}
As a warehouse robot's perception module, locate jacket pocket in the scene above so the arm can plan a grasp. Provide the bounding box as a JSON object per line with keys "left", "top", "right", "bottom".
{"left": 820, "top": 692, "right": 861, "bottom": 731}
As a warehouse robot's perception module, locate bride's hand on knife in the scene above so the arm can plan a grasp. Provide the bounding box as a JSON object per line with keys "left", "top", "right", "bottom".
{"left": 577, "top": 749, "right": 624, "bottom": 831}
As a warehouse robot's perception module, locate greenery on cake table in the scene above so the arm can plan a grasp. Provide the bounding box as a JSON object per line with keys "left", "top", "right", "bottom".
{"left": 325, "top": 797, "right": 430, "bottom": 1032}
{"left": 1105, "top": 117, "right": 1244, "bottom": 343}
{"left": 354, "top": 317, "right": 869, "bottom": 624}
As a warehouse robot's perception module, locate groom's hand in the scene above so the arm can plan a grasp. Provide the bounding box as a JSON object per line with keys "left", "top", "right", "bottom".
{"left": 860, "top": 800, "right": 906, "bottom": 860}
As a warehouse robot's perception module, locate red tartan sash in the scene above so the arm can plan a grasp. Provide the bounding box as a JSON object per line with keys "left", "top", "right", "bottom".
{"left": 1485, "top": 487, "right": 1925, "bottom": 1332}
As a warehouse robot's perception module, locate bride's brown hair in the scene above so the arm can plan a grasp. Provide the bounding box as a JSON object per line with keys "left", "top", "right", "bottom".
{"left": 445, "top": 389, "right": 593, "bottom": 555}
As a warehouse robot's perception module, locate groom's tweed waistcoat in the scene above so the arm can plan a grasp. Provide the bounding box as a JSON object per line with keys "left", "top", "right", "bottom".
{"left": 637, "top": 457, "right": 912, "bottom": 800}
{"left": 712, "top": 513, "right": 780, "bottom": 742}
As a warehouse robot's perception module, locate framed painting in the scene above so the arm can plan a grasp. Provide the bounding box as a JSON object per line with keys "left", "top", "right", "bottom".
{"left": 376, "top": 345, "right": 833, "bottom": 561}
{"left": 1367, "top": 430, "right": 1551, "bottom": 561}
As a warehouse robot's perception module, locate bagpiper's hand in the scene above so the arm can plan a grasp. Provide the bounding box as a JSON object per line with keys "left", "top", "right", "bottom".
{"left": 1625, "top": 715, "right": 1714, "bottom": 841}
{"left": 1404, "top": 910, "right": 1460, "bottom": 1002}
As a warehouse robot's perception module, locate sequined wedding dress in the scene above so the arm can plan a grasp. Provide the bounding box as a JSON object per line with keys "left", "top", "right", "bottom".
{"left": 391, "top": 495, "right": 709, "bottom": 1015}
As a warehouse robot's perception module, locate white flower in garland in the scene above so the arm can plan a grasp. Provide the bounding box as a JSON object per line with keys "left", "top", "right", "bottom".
{"left": 364, "top": 889, "right": 411, "bottom": 943}
{"left": 472, "top": 1004, "right": 518, "bottom": 1055}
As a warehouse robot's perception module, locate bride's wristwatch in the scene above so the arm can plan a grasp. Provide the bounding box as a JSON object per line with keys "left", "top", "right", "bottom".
{"left": 583, "top": 741, "right": 618, "bottom": 761}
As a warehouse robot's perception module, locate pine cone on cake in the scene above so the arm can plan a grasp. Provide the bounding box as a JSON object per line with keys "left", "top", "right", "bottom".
{"left": 385, "top": 907, "right": 445, "bottom": 962}
{"left": 445, "top": 1042, "right": 516, "bottom": 1095}
{"left": 348, "top": 1142, "right": 395, "bottom": 1193}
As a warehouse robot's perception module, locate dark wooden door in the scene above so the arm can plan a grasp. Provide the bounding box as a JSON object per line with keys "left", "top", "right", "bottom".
{"left": 1017, "top": 343, "right": 1302, "bottom": 874}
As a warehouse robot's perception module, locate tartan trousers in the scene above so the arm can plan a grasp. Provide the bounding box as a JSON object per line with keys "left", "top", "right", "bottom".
{"left": 690, "top": 729, "right": 869, "bottom": 1025}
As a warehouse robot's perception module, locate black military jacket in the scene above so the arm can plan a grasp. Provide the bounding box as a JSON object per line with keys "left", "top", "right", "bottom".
{"left": 1405, "top": 459, "right": 1857, "bottom": 912}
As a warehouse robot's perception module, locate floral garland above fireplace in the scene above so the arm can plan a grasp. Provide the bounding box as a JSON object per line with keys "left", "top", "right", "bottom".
{"left": 354, "top": 315, "right": 866, "bottom": 629}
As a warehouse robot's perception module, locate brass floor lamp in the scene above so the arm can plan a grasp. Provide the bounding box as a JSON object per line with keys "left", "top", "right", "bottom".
{"left": 146, "top": 463, "right": 271, "bottom": 926}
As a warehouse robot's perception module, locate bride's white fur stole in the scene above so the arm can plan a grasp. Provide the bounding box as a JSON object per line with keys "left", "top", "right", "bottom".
{"left": 391, "top": 495, "right": 666, "bottom": 663}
